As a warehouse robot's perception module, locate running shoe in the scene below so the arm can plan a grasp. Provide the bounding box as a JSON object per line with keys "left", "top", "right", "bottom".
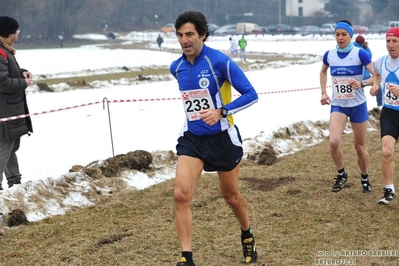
{"left": 241, "top": 235, "right": 258, "bottom": 263}
{"left": 378, "top": 188, "right": 396, "bottom": 205}
{"left": 176, "top": 257, "right": 195, "bottom": 266}
{"left": 331, "top": 173, "right": 348, "bottom": 192}
{"left": 361, "top": 181, "right": 372, "bottom": 193}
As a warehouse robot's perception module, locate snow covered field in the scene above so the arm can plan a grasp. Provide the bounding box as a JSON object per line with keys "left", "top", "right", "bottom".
{"left": 0, "top": 31, "right": 387, "bottom": 221}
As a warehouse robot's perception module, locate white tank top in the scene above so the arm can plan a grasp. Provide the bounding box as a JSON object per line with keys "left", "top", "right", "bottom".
{"left": 327, "top": 47, "right": 367, "bottom": 107}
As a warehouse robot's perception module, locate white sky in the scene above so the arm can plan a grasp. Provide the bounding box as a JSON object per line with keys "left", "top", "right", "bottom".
{"left": 0, "top": 31, "right": 388, "bottom": 222}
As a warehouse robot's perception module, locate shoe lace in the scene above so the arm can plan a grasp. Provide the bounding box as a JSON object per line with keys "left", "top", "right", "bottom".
{"left": 383, "top": 188, "right": 392, "bottom": 198}
{"left": 334, "top": 176, "right": 343, "bottom": 186}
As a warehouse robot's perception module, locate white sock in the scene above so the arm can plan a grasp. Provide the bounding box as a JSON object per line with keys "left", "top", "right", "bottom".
{"left": 386, "top": 184, "right": 395, "bottom": 193}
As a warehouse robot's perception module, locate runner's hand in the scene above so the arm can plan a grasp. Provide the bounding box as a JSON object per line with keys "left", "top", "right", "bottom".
{"left": 320, "top": 92, "right": 331, "bottom": 105}
{"left": 199, "top": 108, "right": 221, "bottom": 126}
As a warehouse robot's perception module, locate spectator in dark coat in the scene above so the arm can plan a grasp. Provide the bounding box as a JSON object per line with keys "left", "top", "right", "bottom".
{"left": 107, "top": 32, "right": 115, "bottom": 47}
{"left": 156, "top": 34, "right": 164, "bottom": 51}
{"left": 0, "top": 16, "right": 33, "bottom": 190}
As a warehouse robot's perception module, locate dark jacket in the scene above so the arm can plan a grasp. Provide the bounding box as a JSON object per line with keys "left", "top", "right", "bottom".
{"left": 156, "top": 36, "right": 163, "bottom": 45}
{"left": 0, "top": 43, "right": 33, "bottom": 141}
{"left": 107, "top": 32, "right": 115, "bottom": 40}
{"left": 354, "top": 42, "right": 372, "bottom": 79}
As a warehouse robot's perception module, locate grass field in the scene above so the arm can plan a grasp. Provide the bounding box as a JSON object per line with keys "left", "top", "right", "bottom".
{"left": 1, "top": 122, "right": 398, "bottom": 265}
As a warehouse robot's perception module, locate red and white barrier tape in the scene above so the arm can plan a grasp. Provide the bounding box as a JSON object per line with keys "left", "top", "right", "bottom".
{"left": 0, "top": 101, "right": 102, "bottom": 123}
{"left": 257, "top": 87, "right": 321, "bottom": 95}
{"left": 0, "top": 87, "right": 323, "bottom": 122}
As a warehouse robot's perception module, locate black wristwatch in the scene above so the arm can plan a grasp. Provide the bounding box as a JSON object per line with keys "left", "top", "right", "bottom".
{"left": 361, "top": 80, "right": 367, "bottom": 88}
{"left": 221, "top": 107, "right": 228, "bottom": 118}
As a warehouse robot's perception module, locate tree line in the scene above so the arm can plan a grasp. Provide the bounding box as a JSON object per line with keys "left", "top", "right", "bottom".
{"left": 0, "top": 0, "right": 397, "bottom": 44}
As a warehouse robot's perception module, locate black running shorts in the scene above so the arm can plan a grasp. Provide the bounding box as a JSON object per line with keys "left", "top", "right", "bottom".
{"left": 176, "top": 125, "right": 243, "bottom": 172}
{"left": 380, "top": 106, "right": 399, "bottom": 141}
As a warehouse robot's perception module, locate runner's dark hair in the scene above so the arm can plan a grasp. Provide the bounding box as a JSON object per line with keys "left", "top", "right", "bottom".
{"left": 175, "top": 10, "right": 210, "bottom": 42}
{"left": 336, "top": 19, "right": 352, "bottom": 27}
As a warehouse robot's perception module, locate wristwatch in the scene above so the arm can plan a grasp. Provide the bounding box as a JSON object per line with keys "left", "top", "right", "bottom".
{"left": 361, "top": 80, "right": 367, "bottom": 88}
{"left": 221, "top": 107, "right": 228, "bottom": 118}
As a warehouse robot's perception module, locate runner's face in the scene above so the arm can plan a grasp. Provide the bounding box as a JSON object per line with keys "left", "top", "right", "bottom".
{"left": 386, "top": 36, "right": 399, "bottom": 59}
{"left": 176, "top": 22, "right": 204, "bottom": 63}
{"left": 335, "top": 29, "right": 351, "bottom": 48}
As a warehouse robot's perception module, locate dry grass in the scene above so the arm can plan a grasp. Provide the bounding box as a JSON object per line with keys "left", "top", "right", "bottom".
{"left": 1, "top": 128, "right": 399, "bottom": 266}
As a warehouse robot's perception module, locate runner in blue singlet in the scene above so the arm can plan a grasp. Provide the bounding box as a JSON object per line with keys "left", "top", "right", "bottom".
{"left": 170, "top": 11, "right": 258, "bottom": 266}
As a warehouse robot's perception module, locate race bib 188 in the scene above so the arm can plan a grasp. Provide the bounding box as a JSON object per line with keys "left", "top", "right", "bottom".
{"left": 333, "top": 78, "right": 355, "bottom": 99}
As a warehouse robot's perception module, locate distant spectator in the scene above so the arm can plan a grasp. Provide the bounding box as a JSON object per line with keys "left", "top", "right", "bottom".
{"left": 58, "top": 32, "right": 64, "bottom": 48}
{"left": 107, "top": 32, "right": 115, "bottom": 47}
{"left": 156, "top": 34, "right": 164, "bottom": 51}
{"left": 238, "top": 35, "right": 247, "bottom": 62}
{"left": 101, "top": 20, "right": 108, "bottom": 33}
{"left": 154, "top": 14, "right": 159, "bottom": 25}
{"left": 229, "top": 36, "right": 238, "bottom": 57}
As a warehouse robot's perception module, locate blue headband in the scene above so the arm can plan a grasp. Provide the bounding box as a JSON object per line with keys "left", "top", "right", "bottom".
{"left": 335, "top": 22, "right": 354, "bottom": 37}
